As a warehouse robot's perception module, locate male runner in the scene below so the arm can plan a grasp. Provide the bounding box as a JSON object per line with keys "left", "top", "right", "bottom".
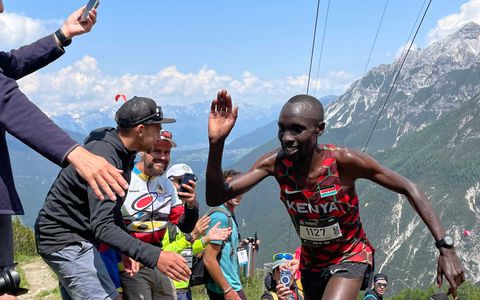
{"left": 205, "top": 90, "right": 464, "bottom": 300}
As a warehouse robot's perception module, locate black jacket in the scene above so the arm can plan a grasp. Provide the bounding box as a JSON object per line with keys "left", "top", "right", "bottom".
{"left": 35, "top": 127, "right": 197, "bottom": 268}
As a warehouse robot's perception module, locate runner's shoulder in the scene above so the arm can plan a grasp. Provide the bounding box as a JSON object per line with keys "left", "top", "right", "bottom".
{"left": 252, "top": 148, "right": 280, "bottom": 173}
{"left": 328, "top": 146, "right": 364, "bottom": 163}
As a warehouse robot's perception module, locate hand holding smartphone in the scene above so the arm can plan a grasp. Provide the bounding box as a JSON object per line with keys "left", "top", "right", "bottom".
{"left": 80, "top": 0, "right": 100, "bottom": 22}
{"left": 179, "top": 173, "right": 198, "bottom": 193}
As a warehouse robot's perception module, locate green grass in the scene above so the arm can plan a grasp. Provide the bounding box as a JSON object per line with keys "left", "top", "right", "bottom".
{"left": 35, "top": 287, "right": 61, "bottom": 299}
{"left": 191, "top": 269, "right": 267, "bottom": 299}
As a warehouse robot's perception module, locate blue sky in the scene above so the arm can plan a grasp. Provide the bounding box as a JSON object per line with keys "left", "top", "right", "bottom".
{"left": 0, "top": 0, "right": 477, "bottom": 114}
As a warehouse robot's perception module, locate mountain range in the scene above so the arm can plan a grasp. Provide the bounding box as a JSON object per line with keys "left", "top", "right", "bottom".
{"left": 8, "top": 21, "right": 480, "bottom": 295}
{"left": 223, "top": 22, "right": 480, "bottom": 295}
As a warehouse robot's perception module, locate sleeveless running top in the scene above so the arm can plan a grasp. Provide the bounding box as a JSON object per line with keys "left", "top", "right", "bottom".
{"left": 274, "top": 144, "right": 374, "bottom": 270}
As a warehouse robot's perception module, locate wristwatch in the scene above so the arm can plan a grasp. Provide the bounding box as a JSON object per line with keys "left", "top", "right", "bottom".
{"left": 185, "top": 233, "right": 194, "bottom": 244}
{"left": 54, "top": 29, "right": 72, "bottom": 47}
{"left": 435, "top": 235, "right": 454, "bottom": 249}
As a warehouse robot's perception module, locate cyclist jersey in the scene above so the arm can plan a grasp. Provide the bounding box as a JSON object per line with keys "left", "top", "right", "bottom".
{"left": 121, "top": 166, "right": 184, "bottom": 244}
{"left": 274, "top": 144, "right": 374, "bottom": 270}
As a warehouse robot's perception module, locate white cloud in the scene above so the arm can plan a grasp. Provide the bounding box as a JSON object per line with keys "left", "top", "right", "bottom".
{"left": 18, "top": 56, "right": 354, "bottom": 114}
{"left": 394, "top": 42, "right": 418, "bottom": 60}
{"left": 0, "top": 13, "right": 60, "bottom": 48}
{"left": 428, "top": 0, "right": 480, "bottom": 44}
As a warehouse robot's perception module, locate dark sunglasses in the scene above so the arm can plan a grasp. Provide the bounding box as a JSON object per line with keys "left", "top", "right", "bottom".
{"left": 130, "top": 106, "right": 163, "bottom": 127}
{"left": 375, "top": 283, "right": 387, "bottom": 288}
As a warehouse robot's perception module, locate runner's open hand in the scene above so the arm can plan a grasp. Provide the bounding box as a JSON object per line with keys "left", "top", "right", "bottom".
{"left": 208, "top": 90, "right": 238, "bottom": 143}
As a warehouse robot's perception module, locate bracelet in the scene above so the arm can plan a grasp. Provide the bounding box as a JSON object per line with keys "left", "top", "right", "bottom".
{"left": 54, "top": 29, "right": 72, "bottom": 47}
{"left": 223, "top": 287, "right": 232, "bottom": 295}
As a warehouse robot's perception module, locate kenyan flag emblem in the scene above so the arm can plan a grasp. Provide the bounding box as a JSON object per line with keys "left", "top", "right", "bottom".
{"left": 319, "top": 186, "right": 337, "bottom": 197}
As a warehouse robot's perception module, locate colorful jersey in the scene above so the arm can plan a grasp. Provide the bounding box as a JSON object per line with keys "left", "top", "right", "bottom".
{"left": 275, "top": 144, "right": 374, "bottom": 270}
{"left": 121, "top": 166, "right": 184, "bottom": 244}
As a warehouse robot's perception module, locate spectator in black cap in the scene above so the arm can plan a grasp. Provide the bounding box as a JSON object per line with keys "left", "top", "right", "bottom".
{"left": 364, "top": 273, "right": 388, "bottom": 300}
{"left": 35, "top": 96, "right": 191, "bottom": 300}
{"left": 0, "top": 4, "right": 131, "bottom": 297}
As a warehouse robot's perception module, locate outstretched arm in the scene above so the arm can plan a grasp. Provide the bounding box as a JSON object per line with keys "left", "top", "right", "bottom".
{"left": 335, "top": 147, "right": 464, "bottom": 291}
{"left": 205, "top": 90, "right": 274, "bottom": 206}
{"left": 1, "top": 6, "right": 97, "bottom": 79}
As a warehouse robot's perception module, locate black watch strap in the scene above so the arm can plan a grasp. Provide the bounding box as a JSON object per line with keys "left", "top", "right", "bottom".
{"left": 54, "top": 29, "right": 72, "bottom": 47}
{"left": 435, "top": 235, "right": 454, "bottom": 249}
{"left": 185, "top": 233, "right": 194, "bottom": 243}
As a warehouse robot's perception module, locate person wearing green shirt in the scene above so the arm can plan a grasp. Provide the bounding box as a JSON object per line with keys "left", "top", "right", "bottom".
{"left": 163, "top": 164, "right": 232, "bottom": 300}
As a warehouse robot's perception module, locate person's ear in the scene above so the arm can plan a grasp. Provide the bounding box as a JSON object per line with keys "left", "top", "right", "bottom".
{"left": 136, "top": 124, "right": 145, "bottom": 137}
{"left": 317, "top": 121, "right": 325, "bottom": 136}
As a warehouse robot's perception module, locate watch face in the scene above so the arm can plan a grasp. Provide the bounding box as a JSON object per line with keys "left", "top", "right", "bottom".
{"left": 444, "top": 235, "right": 454, "bottom": 246}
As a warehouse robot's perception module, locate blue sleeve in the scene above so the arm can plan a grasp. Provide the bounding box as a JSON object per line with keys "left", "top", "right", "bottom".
{"left": 207, "top": 212, "right": 229, "bottom": 245}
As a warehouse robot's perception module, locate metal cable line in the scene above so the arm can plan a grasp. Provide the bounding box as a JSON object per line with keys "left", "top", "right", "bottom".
{"left": 306, "top": 0, "right": 322, "bottom": 94}
{"left": 361, "top": 0, "right": 433, "bottom": 153}
{"left": 313, "top": 0, "right": 332, "bottom": 96}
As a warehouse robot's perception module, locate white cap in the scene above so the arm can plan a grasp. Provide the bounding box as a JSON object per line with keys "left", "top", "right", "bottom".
{"left": 166, "top": 163, "right": 194, "bottom": 178}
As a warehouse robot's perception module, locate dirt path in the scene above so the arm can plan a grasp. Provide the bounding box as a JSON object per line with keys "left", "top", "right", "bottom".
{"left": 18, "top": 257, "right": 59, "bottom": 300}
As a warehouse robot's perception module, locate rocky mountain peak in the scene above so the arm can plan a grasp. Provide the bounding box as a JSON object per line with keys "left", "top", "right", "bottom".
{"left": 454, "top": 21, "right": 480, "bottom": 40}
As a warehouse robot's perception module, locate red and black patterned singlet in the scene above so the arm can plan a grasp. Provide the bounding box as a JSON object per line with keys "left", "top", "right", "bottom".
{"left": 275, "top": 144, "right": 374, "bottom": 271}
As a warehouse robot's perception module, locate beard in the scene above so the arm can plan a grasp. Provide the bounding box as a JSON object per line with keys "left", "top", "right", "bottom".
{"left": 144, "top": 161, "right": 167, "bottom": 177}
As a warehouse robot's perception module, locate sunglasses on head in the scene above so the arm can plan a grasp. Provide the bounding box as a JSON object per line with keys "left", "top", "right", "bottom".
{"left": 273, "top": 253, "right": 294, "bottom": 261}
{"left": 130, "top": 106, "right": 163, "bottom": 127}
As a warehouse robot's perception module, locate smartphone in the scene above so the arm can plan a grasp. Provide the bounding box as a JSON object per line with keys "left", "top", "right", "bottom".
{"left": 80, "top": 0, "right": 100, "bottom": 22}
{"left": 179, "top": 173, "right": 198, "bottom": 193}
{"left": 279, "top": 269, "right": 291, "bottom": 287}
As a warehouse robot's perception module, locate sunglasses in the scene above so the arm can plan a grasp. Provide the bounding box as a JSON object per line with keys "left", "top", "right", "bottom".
{"left": 131, "top": 106, "right": 163, "bottom": 126}
{"left": 273, "top": 253, "right": 294, "bottom": 261}
{"left": 375, "top": 283, "right": 387, "bottom": 288}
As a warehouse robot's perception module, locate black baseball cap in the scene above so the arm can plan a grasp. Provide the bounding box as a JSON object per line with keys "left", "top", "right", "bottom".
{"left": 115, "top": 96, "right": 175, "bottom": 128}
{"left": 374, "top": 273, "right": 388, "bottom": 283}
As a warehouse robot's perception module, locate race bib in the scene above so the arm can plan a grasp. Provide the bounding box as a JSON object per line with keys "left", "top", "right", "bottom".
{"left": 181, "top": 247, "right": 193, "bottom": 268}
{"left": 237, "top": 247, "right": 248, "bottom": 265}
{"left": 296, "top": 217, "right": 342, "bottom": 246}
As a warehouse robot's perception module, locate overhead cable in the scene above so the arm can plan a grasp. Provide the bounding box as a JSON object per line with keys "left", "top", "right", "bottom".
{"left": 306, "top": 0, "right": 322, "bottom": 95}
{"left": 361, "top": 0, "right": 433, "bottom": 153}
{"left": 313, "top": 0, "right": 332, "bottom": 96}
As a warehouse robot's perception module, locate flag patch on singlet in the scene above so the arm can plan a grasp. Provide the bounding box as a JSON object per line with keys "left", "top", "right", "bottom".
{"left": 319, "top": 185, "right": 337, "bottom": 197}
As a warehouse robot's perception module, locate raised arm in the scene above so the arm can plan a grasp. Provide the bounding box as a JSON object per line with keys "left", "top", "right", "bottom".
{"left": 205, "top": 90, "right": 274, "bottom": 206}
{"left": 1, "top": 6, "right": 97, "bottom": 79}
{"left": 335, "top": 147, "right": 464, "bottom": 292}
